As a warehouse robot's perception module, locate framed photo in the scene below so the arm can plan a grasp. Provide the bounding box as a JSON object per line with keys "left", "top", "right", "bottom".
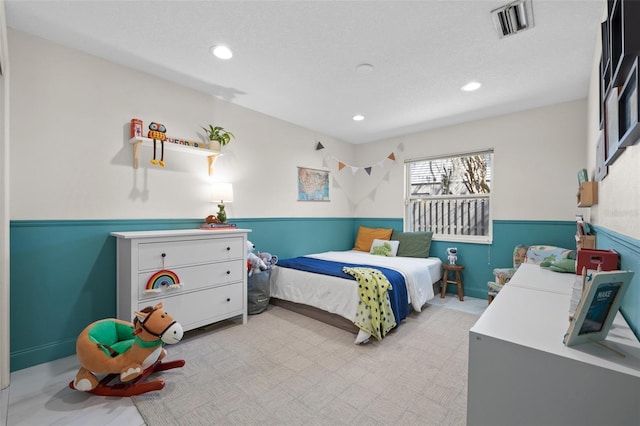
{"left": 564, "top": 270, "right": 634, "bottom": 347}
{"left": 297, "top": 166, "right": 330, "bottom": 201}
{"left": 617, "top": 57, "right": 640, "bottom": 148}
{"left": 604, "top": 86, "right": 624, "bottom": 166}
{"left": 595, "top": 131, "right": 608, "bottom": 181}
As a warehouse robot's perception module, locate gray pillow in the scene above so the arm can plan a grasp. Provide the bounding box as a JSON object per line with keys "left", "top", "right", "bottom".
{"left": 392, "top": 231, "right": 433, "bottom": 258}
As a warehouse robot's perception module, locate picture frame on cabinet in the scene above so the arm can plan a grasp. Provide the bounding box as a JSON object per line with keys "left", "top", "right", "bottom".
{"left": 563, "top": 270, "right": 634, "bottom": 347}
{"left": 595, "top": 131, "right": 608, "bottom": 181}
{"left": 604, "top": 86, "right": 624, "bottom": 165}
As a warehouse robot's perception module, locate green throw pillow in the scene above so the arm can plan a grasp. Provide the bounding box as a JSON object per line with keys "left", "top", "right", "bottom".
{"left": 391, "top": 231, "right": 433, "bottom": 258}
{"left": 372, "top": 242, "right": 393, "bottom": 256}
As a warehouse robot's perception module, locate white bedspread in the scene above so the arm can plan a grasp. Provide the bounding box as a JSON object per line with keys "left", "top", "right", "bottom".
{"left": 271, "top": 250, "right": 442, "bottom": 323}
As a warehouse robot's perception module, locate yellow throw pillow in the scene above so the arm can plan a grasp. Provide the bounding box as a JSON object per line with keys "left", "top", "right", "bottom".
{"left": 353, "top": 226, "right": 393, "bottom": 251}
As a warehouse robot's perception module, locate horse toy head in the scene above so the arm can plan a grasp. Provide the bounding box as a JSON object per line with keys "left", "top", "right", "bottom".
{"left": 133, "top": 302, "right": 183, "bottom": 344}
{"left": 72, "top": 302, "right": 184, "bottom": 393}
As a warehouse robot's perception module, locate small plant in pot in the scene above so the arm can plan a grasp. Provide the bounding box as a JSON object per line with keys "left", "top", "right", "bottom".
{"left": 201, "top": 125, "right": 235, "bottom": 149}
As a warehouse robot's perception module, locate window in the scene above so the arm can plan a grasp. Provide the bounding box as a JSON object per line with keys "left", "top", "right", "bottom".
{"left": 405, "top": 150, "right": 493, "bottom": 243}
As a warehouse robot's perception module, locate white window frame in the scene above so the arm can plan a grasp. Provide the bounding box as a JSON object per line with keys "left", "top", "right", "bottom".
{"left": 404, "top": 149, "right": 493, "bottom": 244}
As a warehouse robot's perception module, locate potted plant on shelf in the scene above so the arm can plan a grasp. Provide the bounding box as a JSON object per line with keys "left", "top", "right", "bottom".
{"left": 201, "top": 125, "right": 235, "bottom": 150}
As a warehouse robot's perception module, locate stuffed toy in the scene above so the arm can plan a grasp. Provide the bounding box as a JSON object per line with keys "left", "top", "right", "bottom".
{"left": 371, "top": 242, "right": 393, "bottom": 256}
{"left": 71, "top": 302, "right": 184, "bottom": 395}
{"left": 549, "top": 258, "right": 576, "bottom": 273}
{"left": 247, "top": 240, "right": 267, "bottom": 276}
{"left": 148, "top": 122, "right": 167, "bottom": 167}
{"left": 258, "top": 252, "right": 278, "bottom": 269}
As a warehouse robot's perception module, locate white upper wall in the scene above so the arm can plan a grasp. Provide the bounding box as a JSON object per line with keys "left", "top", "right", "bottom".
{"left": 354, "top": 99, "right": 588, "bottom": 221}
{"left": 9, "top": 28, "right": 589, "bottom": 224}
{"left": 8, "top": 29, "right": 355, "bottom": 220}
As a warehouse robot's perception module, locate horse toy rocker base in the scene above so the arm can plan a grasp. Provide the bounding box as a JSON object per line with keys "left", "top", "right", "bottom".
{"left": 69, "top": 302, "right": 185, "bottom": 397}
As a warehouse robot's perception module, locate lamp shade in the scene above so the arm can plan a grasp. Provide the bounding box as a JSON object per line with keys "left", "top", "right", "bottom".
{"left": 211, "top": 183, "right": 234, "bottom": 203}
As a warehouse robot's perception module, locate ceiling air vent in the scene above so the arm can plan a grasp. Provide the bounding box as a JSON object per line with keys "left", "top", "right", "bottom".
{"left": 491, "top": 0, "right": 534, "bottom": 38}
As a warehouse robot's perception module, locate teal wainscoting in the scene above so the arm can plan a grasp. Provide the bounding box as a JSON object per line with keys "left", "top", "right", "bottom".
{"left": 357, "top": 219, "right": 577, "bottom": 301}
{"left": 9, "top": 219, "right": 201, "bottom": 372}
{"left": 593, "top": 226, "right": 640, "bottom": 340}
{"left": 429, "top": 220, "right": 576, "bottom": 299}
{"left": 232, "top": 217, "right": 355, "bottom": 258}
{"left": 9, "top": 217, "right": 355, "bottom": 371}
{"left": 9, "top": 217, "right": 579, "bottom": 370}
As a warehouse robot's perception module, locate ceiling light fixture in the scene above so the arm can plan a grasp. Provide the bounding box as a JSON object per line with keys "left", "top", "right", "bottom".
{"left": 461, "top": 81, "right": 482, "bottom": 92}
{"left": 356, "top": 63, "right": 374, "bottom": 74}
{"left": 211, "top": 45, "right": 233, "bottom": 60}
{"left": 353, "top": 115, "right": 365, "bottom": 121}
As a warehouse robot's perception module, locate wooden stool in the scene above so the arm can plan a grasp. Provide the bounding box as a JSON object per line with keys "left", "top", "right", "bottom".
{"left": 441, "top": 264, "right": 465, "bottom": 301}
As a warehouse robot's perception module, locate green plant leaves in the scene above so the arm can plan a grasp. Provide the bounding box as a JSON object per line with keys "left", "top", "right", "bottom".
{"left": 201, "top": 125, "right": 235, "bottom": 145}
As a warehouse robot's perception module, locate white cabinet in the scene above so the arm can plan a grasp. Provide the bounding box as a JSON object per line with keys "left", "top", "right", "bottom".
{"left": 467, "top": 265, "right": 640, "bottom": 426}
{"left": 111, "top": 229, "right": 250, "bottom": 331}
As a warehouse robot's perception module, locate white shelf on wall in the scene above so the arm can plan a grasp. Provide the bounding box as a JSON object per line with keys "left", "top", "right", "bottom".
{"left": 129, "top": 136, "right": 222, "bottom": 176}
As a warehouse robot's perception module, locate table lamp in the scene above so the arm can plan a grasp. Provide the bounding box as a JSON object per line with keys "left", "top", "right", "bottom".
{"left": 210, "top": 183, "right": 233, "bottom": 223}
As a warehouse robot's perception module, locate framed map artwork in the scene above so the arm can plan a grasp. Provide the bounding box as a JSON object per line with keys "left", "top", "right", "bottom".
{"left": 297, "top": 167, "right": 330, "bottom": 201}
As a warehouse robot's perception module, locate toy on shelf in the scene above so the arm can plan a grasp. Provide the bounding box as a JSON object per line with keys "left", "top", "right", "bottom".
{"left": 69, "top": 301, "right": 185, "bottom": 396}
{"left": 148, "top": 122, "right": 167, "bottom": 167}
{"left": 130, "top": 118, "right": 143, "bottom": 138}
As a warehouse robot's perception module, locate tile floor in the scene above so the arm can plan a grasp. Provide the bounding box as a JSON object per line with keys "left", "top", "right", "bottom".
{"left": 1, "top": 294, "right": 487, "bottom": 426}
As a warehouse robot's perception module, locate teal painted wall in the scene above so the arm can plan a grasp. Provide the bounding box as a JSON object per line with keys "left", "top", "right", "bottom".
{"left": 9, "top": 219, "right": 201, "bottom": 371}
{"left": 9, "top": 218, "right": 604, "bottom": 371}
{"left": 233, "top": 218, "right": 355, "bottom": 259}
{"left": 9, "top": 218, "right": 356, "bottom": 371}
{"left": 593, "top": 226, "right": 640, "bottom": 339}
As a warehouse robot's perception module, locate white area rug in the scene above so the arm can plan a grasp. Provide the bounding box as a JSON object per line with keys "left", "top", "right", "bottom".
{"left": 133, "top": 303, "right": 480, "bottom": 425}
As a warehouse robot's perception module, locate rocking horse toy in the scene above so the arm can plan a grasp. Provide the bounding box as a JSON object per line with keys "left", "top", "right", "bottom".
{"left": 69, "top": 302, "right": 185, "bottom": 396}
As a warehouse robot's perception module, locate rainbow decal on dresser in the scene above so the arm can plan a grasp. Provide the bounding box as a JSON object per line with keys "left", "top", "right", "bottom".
{"left": 145, "top": 269, "right": 182, "bottom": 293}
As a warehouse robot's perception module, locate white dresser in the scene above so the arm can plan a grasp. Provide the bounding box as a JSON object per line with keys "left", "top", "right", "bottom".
{"left": 467, "top": 264, "right": 640, "bottom": 426}
{"left": 111, "top": 229, "right": 250, "bottom": 331}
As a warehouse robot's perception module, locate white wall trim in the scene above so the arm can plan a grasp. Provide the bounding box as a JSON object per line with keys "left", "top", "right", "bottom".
{"left": 1, "top": 0, "right": 11, "bottom": 390}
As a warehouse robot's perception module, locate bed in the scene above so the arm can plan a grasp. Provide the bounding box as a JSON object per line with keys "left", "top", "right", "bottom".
{"left": 270, "top": 228, "right": 442, "bottom": 343}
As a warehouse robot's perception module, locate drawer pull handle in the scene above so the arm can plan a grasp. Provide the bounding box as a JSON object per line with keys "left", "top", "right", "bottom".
{"left": 226, "top": 246, "right": 231, "bottom": 251}
{"left": 226, "top": 270, "right": 231, "bottom": 275}
{"left": 226, "top": 298, "right": 231, "bottom": 302}
{"left": 161, "top": 253, "right": 166, "bottom": 258}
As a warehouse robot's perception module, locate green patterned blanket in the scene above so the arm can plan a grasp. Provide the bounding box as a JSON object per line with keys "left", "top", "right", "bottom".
{"left": 342, "top": 266, "right": 397, "bottom": 341}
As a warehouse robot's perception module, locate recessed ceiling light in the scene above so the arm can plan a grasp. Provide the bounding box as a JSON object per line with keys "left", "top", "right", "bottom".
{"left": 356, "top": 63, "right": 374, "bottom": 74}
{"left": 211, "top": 45, "right": 233, "bottom": 60}
{"left": 353, "top": 115, "right": 365, "bottom": 121}
{"left": 461, "top": 81, "right": 482, "bottom": 92}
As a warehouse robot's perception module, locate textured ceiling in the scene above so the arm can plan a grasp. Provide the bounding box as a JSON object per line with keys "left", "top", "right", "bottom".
{"left": 5, "top": 0, "right": 604, "bottom": 144}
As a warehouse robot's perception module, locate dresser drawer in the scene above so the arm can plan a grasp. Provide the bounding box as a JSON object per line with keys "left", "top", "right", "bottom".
{"left": 138, "top": 237, "right": 244, "bottom": 271}
{"left": 138, "top": 282, "right": 244, "bottom": 331}
{"left": 114, "top": 229, "right": 249, "bottom": 329}
{"left": 137, "top": 259, "right": 244, "bottom": 301}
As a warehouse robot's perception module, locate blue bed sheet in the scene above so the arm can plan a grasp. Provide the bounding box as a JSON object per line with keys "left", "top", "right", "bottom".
{"left": 277, "top": 256, "right": 409, "bottom": 323}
